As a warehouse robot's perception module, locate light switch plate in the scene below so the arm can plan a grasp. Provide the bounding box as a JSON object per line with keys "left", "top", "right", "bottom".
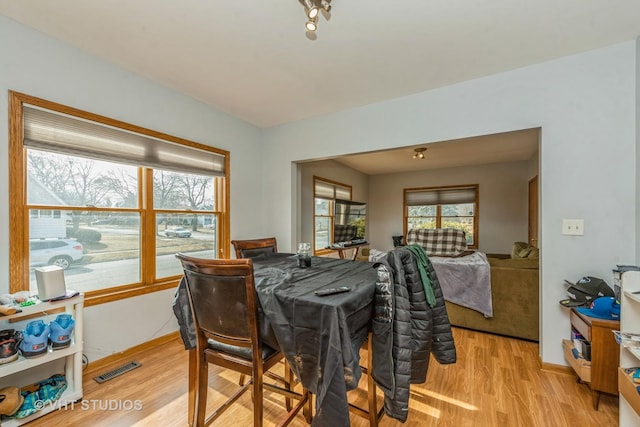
{"left": 562, "top": 219, "right": 584, "bottom": 236}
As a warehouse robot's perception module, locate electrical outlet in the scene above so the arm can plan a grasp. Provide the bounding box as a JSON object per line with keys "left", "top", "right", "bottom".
{"left": 562, "top": 219, "right": 584, "bottom": 236}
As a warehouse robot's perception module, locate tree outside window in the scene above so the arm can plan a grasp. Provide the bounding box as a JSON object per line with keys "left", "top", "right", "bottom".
{"left": 9, "top": 91, "right": 229, "bottom": 304}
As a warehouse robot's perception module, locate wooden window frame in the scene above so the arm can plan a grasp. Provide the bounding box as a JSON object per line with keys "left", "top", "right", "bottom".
{"left": 8, "top": 91, "right": 230, "bottom": 306}
{"left": 312, "top": 176, "right": 352, "bottom": 255}
{"left": 403, "top": 184, "right": 479, "bottom": 249}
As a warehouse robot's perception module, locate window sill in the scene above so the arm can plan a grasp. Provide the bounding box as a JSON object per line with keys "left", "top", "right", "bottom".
{"left": 83, "top": 280, "right": 179, "bottom": 307}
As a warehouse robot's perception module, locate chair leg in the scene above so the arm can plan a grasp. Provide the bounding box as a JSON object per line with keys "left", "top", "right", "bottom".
{"left": 253, "top": 369, "right": 263, "bottom": 427}
{"left": 188, "top": 349, "right": 196, "bottom": 426}
{"left": 284, "top": 360, "right": 293, "bottom": 411}
{"left": 366, "top": 336, "right": 378, "bottom": 427}
{"left": 239, "top": 374, "right": 246, "bottom": 386}
{"left": 195, "top": 353, "right": 209, "bottom": 427}
{"left": 303, "top": 388, "right": 313, "bottom": 424}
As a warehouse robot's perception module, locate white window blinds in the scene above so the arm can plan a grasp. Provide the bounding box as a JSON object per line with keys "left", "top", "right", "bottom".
{"left": 314, "top": 179, "right": 351, "bottom": 199}
{"left": 23, "top": 106, "right": 226, "bottom": 176}
{"left": 406, "top": 187, "right": 476, "bottom": 206}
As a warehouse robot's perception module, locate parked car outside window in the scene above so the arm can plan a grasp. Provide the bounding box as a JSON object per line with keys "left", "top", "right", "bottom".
{"left": 164, "top": 227, "right": 192, "bottom": 238}
{"left": 29, "top": 238, "right": 84, "bottom": 270}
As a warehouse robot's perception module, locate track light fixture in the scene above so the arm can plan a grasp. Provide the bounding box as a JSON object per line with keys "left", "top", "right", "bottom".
{"left": 305, "top": 16, "right": 318, "bottom": 32}
{"left": 301, "top": 0, "right": 319, "bottom": 18}
{"left": 320, "top": 0, "right": 331, "bottom": 12}
{"left": 413, "top": 147, "right": 427, "bottom": 159}
{"left": 298, "top": 0, "right": 333, "bottom": 37}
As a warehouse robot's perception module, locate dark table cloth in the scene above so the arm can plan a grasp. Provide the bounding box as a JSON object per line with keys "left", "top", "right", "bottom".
{"left": 252, "top": 253, "right": 377, "bottom": 427}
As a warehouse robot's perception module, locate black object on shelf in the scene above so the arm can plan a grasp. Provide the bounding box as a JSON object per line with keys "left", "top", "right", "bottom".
{"left": 581, "top": 340, "right": 592, "bottom": 361}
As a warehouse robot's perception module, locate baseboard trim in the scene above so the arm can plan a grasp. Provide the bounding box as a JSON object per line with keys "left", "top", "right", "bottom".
{"left": 540, "top": 360, "right": 575, "bottom": 376}
{"left": 85, "top": 331, "right": 180, "bottom": 376}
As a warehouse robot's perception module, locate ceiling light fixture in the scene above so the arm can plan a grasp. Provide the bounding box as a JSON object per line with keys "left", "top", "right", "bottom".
{"left": 413, "top": 147, "right": 427, "bottom": 159}
{"left": 299, "top": 0, "right": 332, "bottom": 37}
{"left": 305, "top": 16, "right": 318, "bottom": 32}
{"left": 301, "top": 0, "right": 319, "bottom": 18}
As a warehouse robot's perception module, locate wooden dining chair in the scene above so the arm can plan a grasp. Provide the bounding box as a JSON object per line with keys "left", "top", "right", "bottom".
{"left": 348, "top": 333, "right": 384, "bottom": 426}
{"left": 176, "top": 253, "right": 311, "bottom": 427}
{"left": 230, "top": 237, "right": 294, "bottom": 399}
{"left": 231, "top": 237, "right": 278, "bottom": 259}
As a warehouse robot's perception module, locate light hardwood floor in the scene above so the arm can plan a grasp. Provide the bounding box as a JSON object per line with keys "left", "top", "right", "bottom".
{"left": 25, "top": 327, "right": 618, "bottom": 427}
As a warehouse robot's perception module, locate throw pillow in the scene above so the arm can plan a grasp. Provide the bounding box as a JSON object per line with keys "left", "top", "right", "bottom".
{"left": 527, "top": 246, "right": 540, "bottom": 259}
{"left": 511, "top": 241, "right": 538, "bottom": 259}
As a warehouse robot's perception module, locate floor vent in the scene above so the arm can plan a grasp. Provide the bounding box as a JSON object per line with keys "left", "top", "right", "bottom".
{"left": 93, "top": 361, "right": 142, "bottom": 383}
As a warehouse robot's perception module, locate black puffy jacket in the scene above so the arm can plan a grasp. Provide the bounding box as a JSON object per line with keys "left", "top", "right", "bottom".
{"left": 371, "top": 247, "right": 457, "bottom": 422}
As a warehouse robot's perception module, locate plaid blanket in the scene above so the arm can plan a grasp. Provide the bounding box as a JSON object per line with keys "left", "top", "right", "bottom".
{"left": 334, "top": 224, "right": 357, "bottom": 243}
{"left": 406, "top": 228, "right": 467, "bottom": 257}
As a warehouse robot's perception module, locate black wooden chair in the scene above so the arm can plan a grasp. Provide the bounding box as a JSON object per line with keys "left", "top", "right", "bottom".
{"left": 229, "top": 237, "right": 302, "bottom": 404}
{"left": 176, "top": 253, "right": 311, "bottom": 426}
{"left": 231, "top": 237, "right": 278, "bottom": 259}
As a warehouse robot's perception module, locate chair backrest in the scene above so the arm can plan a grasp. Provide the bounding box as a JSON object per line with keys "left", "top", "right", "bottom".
{"left": 176, "top": 253, "right": 259, "bottom": 348}
{"left": 231, "top": 237, "right": 278, "bottom": 259}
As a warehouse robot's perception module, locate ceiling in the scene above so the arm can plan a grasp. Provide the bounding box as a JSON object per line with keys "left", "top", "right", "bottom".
{"left": 332, "top": 128, "right": 540, "bottom": 175}
{"left": 0, "top": 1, "right": 637, "bottom": 173}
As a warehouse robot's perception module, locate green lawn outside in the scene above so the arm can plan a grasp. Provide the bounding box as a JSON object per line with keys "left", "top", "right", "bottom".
{"left": 80, "top": 231, "right": 213, "bottom": 263}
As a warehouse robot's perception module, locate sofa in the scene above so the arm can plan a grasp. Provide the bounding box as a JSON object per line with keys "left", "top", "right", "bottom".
{"left": 361, "top": 230, "right": 540, "bottom": 341}
{"left": 444, "top": 254, "right": 539, "bottom": 341}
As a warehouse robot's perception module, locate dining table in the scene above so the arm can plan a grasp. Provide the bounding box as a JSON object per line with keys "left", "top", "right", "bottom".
{"left": 252, "top": 252, "right": 379, "bottom": 427}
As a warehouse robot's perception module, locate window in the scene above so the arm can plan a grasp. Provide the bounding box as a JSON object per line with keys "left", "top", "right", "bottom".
{"left": 9, "top": 91, "right": 230, "bottom": 305}
{"left": 313, "top": 177, "right": 351, "bottom": 251}
{"left": 404, "top": 185, "right": 478, "bottom": 247}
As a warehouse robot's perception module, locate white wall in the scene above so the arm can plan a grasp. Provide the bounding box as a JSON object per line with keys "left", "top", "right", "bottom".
{"left": 263, "top": 41, "right": 637, "bottom": 366}
{"left": 367, "top": 160, "right": 533, "bottom": 254}
{"left": 0, "top": 17, "right": 263, "bottom": 361}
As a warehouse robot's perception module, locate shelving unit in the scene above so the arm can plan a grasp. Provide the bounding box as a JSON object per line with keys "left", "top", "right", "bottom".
{"left": 565, "top": 308, "right": 619, "bottom": 410}
{"left": 0, "top": 294, "right": 83, "bottom": 426}
{"left": 618, "top": 271, "right": 640, "bottom": 426}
